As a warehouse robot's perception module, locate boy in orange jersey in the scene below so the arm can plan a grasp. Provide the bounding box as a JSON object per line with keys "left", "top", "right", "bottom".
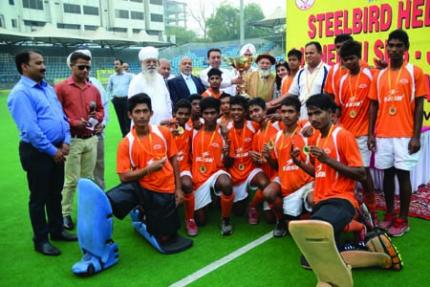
{"left": 325, "top": 34, "right": 354, "bottom": 98}
{"left": 280, "top": 49, "right": 303, "bottom": 97}
{"left": 262, "top": 97, "right": 314, "bottom": 237}
{"left": 224, "top": 96, "right": 270, "bottom": 224}
{"left": 201, "top": 68, "right": 226, "bottom": 99}
{"left": 248, "top": 97, "right": 281, "bottom": 224}
{"left": 192, "top": 97, "right": 234, "bottom": 235}
{"left": 187, "top": 94, "right": 204, "bottom": 130}
{"left": 337, "top": 40, "right": 377, "bottom": 222}
{"left": 113, "top": 93, "right": 183, "bottom": 243}
{"left": 368, "top": 29, "right": 428, "bottom": 237}
{"left": 170, "top": 99, "right": 197, "bottom": 236}
{"left": 217, "top": 93, "right": 233, "bottom": 128}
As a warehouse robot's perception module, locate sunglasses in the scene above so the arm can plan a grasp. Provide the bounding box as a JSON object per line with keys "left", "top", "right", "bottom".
{"left": 75, "top": 65, "right": 91, "bottom": 71}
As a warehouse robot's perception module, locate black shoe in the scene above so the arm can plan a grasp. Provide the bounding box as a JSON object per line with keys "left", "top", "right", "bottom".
{"left": 300, "top": 255, "right": 311, "bottom": 270}
{"left": 221, "top": 218, "right": 233, "bottom": 236}
{"left": 51, "top": 230, "right": 77, "bottom": 242}
{"left": 273, "top": 220, "right": 287, "bottom": 238}
{"left": 34, "top": 241, "right": 61, "bottom": 256}
{"left": 63, "top": 216, "right": 74, "bottom": 230}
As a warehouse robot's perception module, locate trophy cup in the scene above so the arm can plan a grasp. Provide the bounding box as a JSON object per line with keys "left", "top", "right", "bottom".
{"left": 224, "top": 56, "right": 253, "bottom": 97}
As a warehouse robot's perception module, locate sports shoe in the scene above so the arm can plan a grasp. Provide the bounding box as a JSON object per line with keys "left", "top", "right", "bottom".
{"left": 221, "top": 218, "right": 233, "bottom": 236}
{"left": 388, "top": 217, "right": 410, "bottom": 237}
{"left": 247, "top": 207, "right": 259, "bottom": 225}
{"left": 273, "top": 220, "right": 287, "bottom": 238}
{"left": 366, "top": 230, "right": 403, "bottom": 270}
{"left": 300, "top": 255, "right": 311, "bottom": 270}
{"left": 185, "top": 219, "right": 198, "bottom": 237}
{"left": 378, "top": 213, "right": 394, "bottom": 230}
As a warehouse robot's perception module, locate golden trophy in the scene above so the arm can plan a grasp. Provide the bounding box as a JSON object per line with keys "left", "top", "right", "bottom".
{"left": 224, "top": 56, "right": 253, "bottom": 97}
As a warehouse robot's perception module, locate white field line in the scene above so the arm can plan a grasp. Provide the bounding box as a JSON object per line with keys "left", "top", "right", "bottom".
{"left": 170, "top": 232, "right": 274, "bottom": 287}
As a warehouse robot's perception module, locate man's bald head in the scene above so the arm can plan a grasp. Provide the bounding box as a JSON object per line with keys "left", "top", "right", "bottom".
{"left": 180, "top": 57, "right": 193, "bottom": 76}
{"left": 158, "top": 58, "right": 171, "bottom": 79}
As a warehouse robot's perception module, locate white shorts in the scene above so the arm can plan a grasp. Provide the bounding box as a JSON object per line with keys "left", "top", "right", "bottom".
{"left": 282, "top": 182, "right": 314, "bottom": 217}
{"left": 180, "top": 170, "right": 192, "bottom": 178}
{"left": 194, "top": 170, "right": 230, "bottom": 210}
{"left": 232, "top": 168, "right": 263, "bottom": 203}
{"left": 356, "top": 136, "right": 371, "bottom": 167}
{"left": 375, "top": 138, "right": 421, "bottom": 171}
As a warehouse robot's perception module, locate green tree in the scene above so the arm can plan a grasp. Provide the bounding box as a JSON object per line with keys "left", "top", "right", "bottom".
{"left": 166, "top": 26, "right": 197, "bottom": 45}
{"left": 206, "top": 3, "right": 266, "bottom": 42}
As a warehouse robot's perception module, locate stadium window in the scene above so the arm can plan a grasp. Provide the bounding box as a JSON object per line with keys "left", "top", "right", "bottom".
{"left": 63, "top": 3, "right": 81, "bottom": 14}
{"left": 57, "top": 23, "right": 81, "bottom": 30}
{"left": 83, "top": 6, "right": 99, "bottom": 16}
{"left": 9, "top": 0, "right": 15, "bottom": 5}
{"left": 130, "top": 11, "right": 144, "bottom": 20}
{"left": 84, "top": 25, "right": 98, "bottom": 31}
{"left": 115, "top": 10, "right": 129, "bottom": 19}
{"left": 149, "top": 0, "right": 163, "bottom": 5}
{"left": 110, "top": 27, "right": 127, "bottom": 33}
{"left": 132, "top": 28, "right": 142, "bottom": 33}
{"left": 130, "top": 0, "right": 143, "bottom": 2}
{"left": 23, "top": 0, "right": 43, "bottom": 10}
{"left": 150, "top": 14, "right": 163, "bottom": 22}
{"left": 0, "top": 16, "right": 4, "bottom": 28}
{"left": 23, "top": 20, "right": 45, "bottom": 27}
{"left": 11, "top": 19, "right": 17, "bottom": 28}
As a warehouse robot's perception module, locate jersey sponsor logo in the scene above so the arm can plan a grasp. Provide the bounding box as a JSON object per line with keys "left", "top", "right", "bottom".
{"left": 244, "top": 137, "right": 252, "bottom": 143}
{"left": 211, "top": 142, "right": 220, "bottom": 148}
{"left": 196, "top": 156, "right": 214, "bottom": 163}
{"left": 384, "top": 95, "right": 404, "bottom": 102}
{"left": 358, "top": 83, "right": 368, "bottom": 89}
{"left": 399, "top": 78, "right": 409, "bottom": 85}
{"left": 153, "top": 144, "right": 162, "bottom": 150}
{"left": 345, "top": 101, "right": 363, "bottom": 108}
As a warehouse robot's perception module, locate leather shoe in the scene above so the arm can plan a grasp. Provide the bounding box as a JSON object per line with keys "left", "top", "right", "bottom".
{"left": 51, "top": 230, "right": 77, "bottom": 242}
{"left": 34, "top": 241, "right": 61, "bottom": 256}
{"left": 63, "top": 216, "right": 74, "bottom": 230}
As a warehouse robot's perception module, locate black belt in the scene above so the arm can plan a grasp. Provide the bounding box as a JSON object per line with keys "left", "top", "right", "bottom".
{"left": 72, "top": 134, "right": 94, "bottom": 139}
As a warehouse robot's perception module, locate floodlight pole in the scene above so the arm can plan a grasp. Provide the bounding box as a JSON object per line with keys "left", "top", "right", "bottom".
{"left": 240, "top": 0, "right": 244, "bottom": 45}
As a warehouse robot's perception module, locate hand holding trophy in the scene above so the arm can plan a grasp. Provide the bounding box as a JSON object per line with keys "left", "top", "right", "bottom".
{"left": 224, "top": 56, "right": 253, "bottom": 97}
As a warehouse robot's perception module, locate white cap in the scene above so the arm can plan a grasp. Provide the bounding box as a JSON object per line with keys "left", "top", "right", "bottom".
{"left": 138, "top": 46, "right": 159, "bottom": 61}
{"left": 66, "top": 49, "right": 92, "bottom": 69}
{"left": 240, "top": 43, "right": 256, "bottom": 56}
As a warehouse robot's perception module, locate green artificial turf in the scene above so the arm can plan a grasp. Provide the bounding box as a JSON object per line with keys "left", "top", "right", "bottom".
{"left": 0, "top": 93, "right": 429, "bottom": 286}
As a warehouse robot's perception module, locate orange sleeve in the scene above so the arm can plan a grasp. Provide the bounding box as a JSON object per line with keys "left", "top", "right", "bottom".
{"left": 414, "top": 66, "right": 429, "bottom": 98}
{"left": 252, "top": 133, "right": 259, "bottom": 151}
{"left": 368, "top": 71, "right": 379, "bottom": 101}
{"left": 339, "top": 130, "right": 363, "bottom": 167}
{"left": 324, "top": 68, "right": 334, "bottom": 94}
{"left": 161, "top": 126, "right": 178, "bottom": 158}
{"left": 117, "top": 138, "right": 131, "bottom": 174}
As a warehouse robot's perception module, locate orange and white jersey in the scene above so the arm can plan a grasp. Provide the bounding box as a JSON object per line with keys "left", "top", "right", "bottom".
{"left": 191, "top": 126, "right": 226, "bottom": 189}
{"left": 252, "top": 121, "right": 281, "bottom": 179}
{"left": 174, "top": 123, "right": 193, "bottom": 172}
{"left": 228, "top": 120, "right": 259, "bottom": 184}
{"left": 337, "top": 67, "right": 374, "bottom": 137}
{"left": 369, "top": 63, "right": 428, "bottom": 138}
{"left": 325, "top": 63, "right": 348, "bottom": 97}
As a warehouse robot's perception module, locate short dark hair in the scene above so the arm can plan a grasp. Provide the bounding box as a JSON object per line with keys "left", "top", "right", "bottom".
{"left": 248, "top": 97, "right": 266, "bottom": 110}
{"left": 200, "top": 97, "right": 220, "bottom": 113}
{"left": 280, "top": 96, "right": 301, "bottom": 112}
{"left": 220, "top": 93, "right": 231, "bottom": 100}
{"left": 70, "top": 52, "right": 91, "bottom": 65}
{"left": 334, "top": 33, "right": 353, "bottom": 44}
{"left": 15, "top": 50, "right": 42, "bottom": 75}
{"left": 128, "top": 93, "right": 152, "bottom": 113}
{"left": 114, "top": 58, "right": 124, "bottom": 64}
{"left": 174, "top": 98, "right": 192, "bottom": 113}
{"left": 339, "top": 40, "right": 362, "bottom": 59}
{"left": 230, "top": 95, "right": 249, "bottom": 110}
{"left": 388, "top": 29, "right": 409, "bottom": 49}
{"left": 207, "top": 48, "right": 221, "bottom": 59}
{"left": 189, "top": 94, "right": 202, "bottom": 102}
{"left": 287, "top": 48, "right": 303, "bottom": 61}
{"left": 275, "top": 60, "right": 289, "bottom": 72}
{"left": 305, "top": 41, "right": 322, "bottom": 54}
{"left": 207, "top": 68, "right": 222, "bottom": 78}
{"left": 305, "top": 94, "right": 336, "bottom": 112}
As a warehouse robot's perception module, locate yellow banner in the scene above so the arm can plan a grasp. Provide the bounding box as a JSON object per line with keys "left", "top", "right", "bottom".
{"left": 286, "top": 0, "right": 430, "bottom": 128}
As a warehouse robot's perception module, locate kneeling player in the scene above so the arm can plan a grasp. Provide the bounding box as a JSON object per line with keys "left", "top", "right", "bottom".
{"left": 192, "top": 97, "right": 234, "bottom": 235}
{"left": 262, "top": 97, "right": 314, "bottom": 237}
{"left": 224, "top": 96, "right": 270, "bottom": 222}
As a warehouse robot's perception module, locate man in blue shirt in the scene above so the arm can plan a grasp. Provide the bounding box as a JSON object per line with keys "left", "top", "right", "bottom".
{"left": 107, "top": 58, "right": 134, "bottom": 136}
{"left": 8, "top": 50, "right": 77, "bottom": 256}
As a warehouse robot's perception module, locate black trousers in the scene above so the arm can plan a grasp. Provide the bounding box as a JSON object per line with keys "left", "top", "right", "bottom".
{"left": 112, "top": 97, "right": 131, "bottom": 137}
{"left": 19, "top": 142, "right": 64, "bottom": 244}
{"left": 107, "top": 182, "right": 180, "bottom": 237}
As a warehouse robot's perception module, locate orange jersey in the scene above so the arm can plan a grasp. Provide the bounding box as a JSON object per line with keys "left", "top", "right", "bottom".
{"left": 117, "top": 126, "right": 177, "bottom": 193}
{"left": 313, "top": 126, "right": 363, "bottom": 208}
{"left": 191, "top": 126, "right": 226, "bottom": 189}
{"left": 217, "top": 114, "right": 233, "bottom": 129}
{"left": 336, "top": 67, "right": 374, "bottom": 137}
{"left": 202, "top": 88, "right": 222, "bottom": 99}
{"left": 280, "top": 75, "right": 294, "bottom": 97}
{"left": 369, "top": 63, "right": 428, "bottom": 138}
{"left": 273, "top": 130, "right": 313, "bottom": 197}
{"left": 325, "top": 63, "right": 348, "bottom": 97}
{"left": 174, "top": 124, "right": 193, "bottom": 172}
{"left": 252, "top": 121, "right": 281, "bottom": 179}
{"left": 228, "top": 120, "right": 259, "bottom": 184}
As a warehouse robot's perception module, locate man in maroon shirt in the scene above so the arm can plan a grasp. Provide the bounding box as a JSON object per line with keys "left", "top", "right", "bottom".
{"left": 56, "top": 52, "right": 104, "bottom": 230}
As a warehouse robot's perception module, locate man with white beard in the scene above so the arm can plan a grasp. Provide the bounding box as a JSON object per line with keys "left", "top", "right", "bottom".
{"left": 128, "top": 46, "right": 172, "bottom": 125}
{"left": 244, "top": 53, "right": 276, "bottom": 102}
